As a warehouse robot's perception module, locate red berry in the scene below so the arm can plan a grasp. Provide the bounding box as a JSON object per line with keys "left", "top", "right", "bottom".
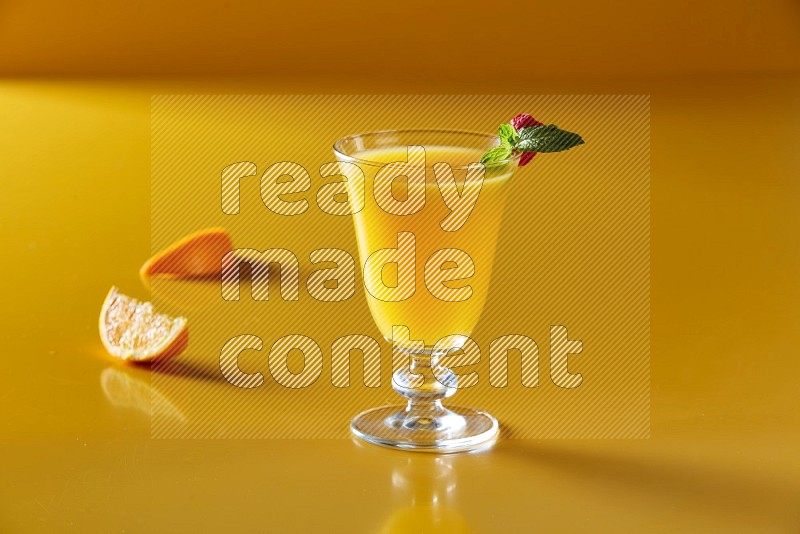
{"left": 518, "top": 151, "right": 536, "bottom": 167}
{"left": 510, "top": 113, "right": 543, "bottom": 131}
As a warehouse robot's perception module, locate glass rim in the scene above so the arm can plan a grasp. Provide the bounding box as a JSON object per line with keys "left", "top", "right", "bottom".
{"left": 332, "top": 128, "right": 520, "bottom": 170}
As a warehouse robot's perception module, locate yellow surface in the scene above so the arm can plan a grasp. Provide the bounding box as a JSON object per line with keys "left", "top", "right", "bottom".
{"left": 1, "top": 75, "right": 799, "bottom": 531}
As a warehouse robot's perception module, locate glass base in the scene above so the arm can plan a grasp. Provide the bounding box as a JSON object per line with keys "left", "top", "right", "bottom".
{"left": 351, "top": 405, "right": 499, "bottom": 453}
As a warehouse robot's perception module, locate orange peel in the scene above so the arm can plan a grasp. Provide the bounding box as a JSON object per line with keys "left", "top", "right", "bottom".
{"left": 140, "top": 227, "right": 232, "bottom": 280}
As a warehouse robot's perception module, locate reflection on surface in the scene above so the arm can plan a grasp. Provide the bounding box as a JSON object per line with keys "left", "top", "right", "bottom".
{"left": 100, "top": 365, "right": 185, "bottom": 424}
{"left": 379, "top": 450, "right": 472, "bottom": 534}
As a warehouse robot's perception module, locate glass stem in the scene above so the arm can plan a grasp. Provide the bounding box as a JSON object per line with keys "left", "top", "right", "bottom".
{"left": 392, "top": 353, "right": 461, "bottom": 431}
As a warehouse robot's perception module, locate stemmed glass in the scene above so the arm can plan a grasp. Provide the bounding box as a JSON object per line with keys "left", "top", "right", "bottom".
{"left": 334, "top": 130, "right": 518, "bottom": 452}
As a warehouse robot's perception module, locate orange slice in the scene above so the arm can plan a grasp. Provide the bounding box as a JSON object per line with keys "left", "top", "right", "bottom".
{"left": 99, "top": 287, "right": 188, "bottom": 362}
{"left": 140, "top": 227, "right": 232, "bottom": 280}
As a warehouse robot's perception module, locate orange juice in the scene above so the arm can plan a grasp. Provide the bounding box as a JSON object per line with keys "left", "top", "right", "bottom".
{"left": 347, "top": 145, "right": 515, "bottom": 347}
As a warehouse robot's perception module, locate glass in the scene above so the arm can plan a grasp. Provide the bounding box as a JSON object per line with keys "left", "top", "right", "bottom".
{"left": 334, "top": 130, "right": 518, "bottom": 452}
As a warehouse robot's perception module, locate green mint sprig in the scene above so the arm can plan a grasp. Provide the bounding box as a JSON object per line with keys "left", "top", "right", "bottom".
{"left": 481, "top": 122, "right": 584, "bottom": 166}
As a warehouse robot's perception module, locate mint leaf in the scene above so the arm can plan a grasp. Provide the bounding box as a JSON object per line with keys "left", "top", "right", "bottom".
{"left": 480, "top": 145, "right": 512, "bottom": 164}
{"left": 498, "top": 123, "right": 518, "bottom": 149}
{"left": 517, "top": 124, "right": 584, "bottom": 152}
{"left": 518, "top": 124, "right": 556, "bottom": 140}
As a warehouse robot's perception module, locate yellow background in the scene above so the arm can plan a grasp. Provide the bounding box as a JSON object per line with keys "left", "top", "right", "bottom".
{"left": 2, "top": 0, "right": 800, "bottom": 532}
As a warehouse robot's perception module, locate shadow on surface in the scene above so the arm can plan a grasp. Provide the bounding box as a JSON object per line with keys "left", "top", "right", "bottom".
{"left": 498, "top": 440, "right": 800, "bottom": 524}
